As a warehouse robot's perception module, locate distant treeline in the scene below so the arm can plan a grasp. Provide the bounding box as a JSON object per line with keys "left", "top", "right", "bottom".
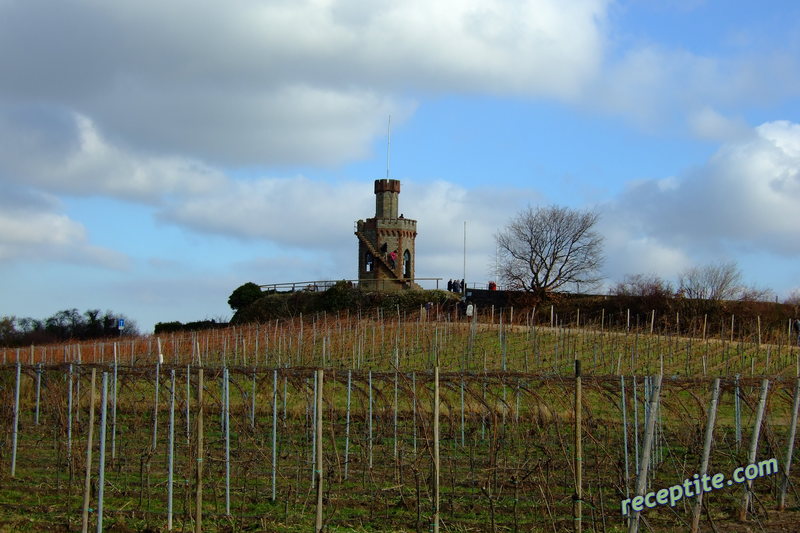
{"left": 467, "top": 288, "right": 799, "bottom": 342}
{"left": 154, "top": 319, "right": 229, "bottom": 334}
{"left": 0, "top": 308, "right": 137, "bottom": 347}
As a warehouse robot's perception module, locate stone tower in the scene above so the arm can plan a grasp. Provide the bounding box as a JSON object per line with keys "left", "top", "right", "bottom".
{"left": 355, "top": 179, "right": 419, "bottom": 290}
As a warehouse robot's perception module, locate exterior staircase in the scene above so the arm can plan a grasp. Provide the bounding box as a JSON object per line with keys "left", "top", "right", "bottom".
{"left": 355, "top": 230, "right": 418, "bottom": 288}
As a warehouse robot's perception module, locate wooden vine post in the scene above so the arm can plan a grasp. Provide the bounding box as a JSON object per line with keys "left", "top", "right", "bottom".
{"left": 691, "top": 378, "right": 721, "bottom": 533}
{"left": 10, "top": 361, "right": 21, "bottom": 478}
{"left": 81, "top": 368, "right": 96, "bottom": 533}
{"left": 96, "top": 372, "right": 109, "bottom": 533}
{"left": 739, "top": 379, "right": 769, "bottom": 521}
{"left": 433, "top": 366, "right": 440, "bottom": 533}
{"left": 195, "top": 368, "right": 204, "bottom": 533}
{"left": 574, "top": 359, "right": 582, "bottom": 533}
{"left": 628, "top": 373, "right": 662, "bottom": 533}
{"left": 315, "top": 369, "right": 324, "bottom": 532}
{"left": 779, "top": 378, "right": 800, "bottom": 510}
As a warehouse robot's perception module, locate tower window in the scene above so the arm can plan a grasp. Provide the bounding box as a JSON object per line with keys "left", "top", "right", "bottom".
{"left": 403, "top": 249, "right": 411, "bottom": 278}
{"left": 365, "top": 251, "right": 374, "bottom": 272}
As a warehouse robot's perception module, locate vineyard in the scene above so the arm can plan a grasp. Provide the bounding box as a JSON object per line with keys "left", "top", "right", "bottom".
{"left": 2, "top": 306, "right": 800, "bottom": 532}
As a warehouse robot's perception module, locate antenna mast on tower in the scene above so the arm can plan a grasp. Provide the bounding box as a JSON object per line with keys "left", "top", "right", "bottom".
{"left": 386, "top": 115, "right": 391, "bottom": 179}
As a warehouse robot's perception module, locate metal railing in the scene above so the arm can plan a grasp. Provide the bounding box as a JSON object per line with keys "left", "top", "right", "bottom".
{"left": 259, "top": 278, "right": 443, "bottom": 292}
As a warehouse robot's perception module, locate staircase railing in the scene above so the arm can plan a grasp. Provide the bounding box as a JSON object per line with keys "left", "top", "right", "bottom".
{"left": 355, "top": 230, "right": 403, "bottom": 280}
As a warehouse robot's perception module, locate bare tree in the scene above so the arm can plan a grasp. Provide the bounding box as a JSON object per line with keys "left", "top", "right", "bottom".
{"left": 738, "top": 285, "right": 775, "bottom": 302}
{"left": 495, "top": 205, "right": 604, "bottom": 297}
{"left": 784, "top": 289, "right": 800, "bottom": 306}
{"left": 612, "top": 273, "right": 674, "bottom": 298}
{"left": 678, "top": 261, "right": 743, "bottom": 301}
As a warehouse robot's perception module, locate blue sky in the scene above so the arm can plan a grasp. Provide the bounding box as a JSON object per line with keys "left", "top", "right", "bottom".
{"left": 1, "top": 0, "right": 799, "bottom": 333}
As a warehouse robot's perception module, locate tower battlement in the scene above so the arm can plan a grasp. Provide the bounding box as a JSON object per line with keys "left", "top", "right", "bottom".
{"left": 374, "top": 179, "right": 401, "bottom": 194}
{"left": 374, "top": 178, "right": 400, "bottom": 219}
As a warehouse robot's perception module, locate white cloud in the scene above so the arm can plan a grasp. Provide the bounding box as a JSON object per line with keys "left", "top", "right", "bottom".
{"left": 603, "top": 121, "right": 800, "bottom": 280}
{"left": 89, "top": 0, "right": 608, "bottom": 97}
{"left": 1, "top": 0, "right": 798, "bottom": 175}
{"left": 0, "top": 110, "right": 227, "bottom": 202}
{"left": 600, "top": 227, "right": 692, "bottom": 283}
{"left": 159, "top": 176, "right": 372, "bottom": 248}
{"left": 93, "top": 82, "right": 413, "bottom": 167}
{"left": 590, "top": 45, "right": 800, "bottom": 133}
{"left": 0, "top": 0, "right": 608, "bottom": 165}
{"left": 688, "top": 107, "right": 750, "bottom": 141}
{"left": 1, "top": 0, "right": 797, "bottom": 172}
{"left": 0, "top": 188, "right": 130, "bottom": 269}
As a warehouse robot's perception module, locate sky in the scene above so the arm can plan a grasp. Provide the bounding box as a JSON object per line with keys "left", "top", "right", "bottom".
{"left": 1, "top": 0, "right": 800, "bottom": 333}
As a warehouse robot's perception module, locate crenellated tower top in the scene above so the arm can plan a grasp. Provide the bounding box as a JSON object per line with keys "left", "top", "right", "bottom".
{"left": 374, "top": 178, "right": 400, "bottom": 218}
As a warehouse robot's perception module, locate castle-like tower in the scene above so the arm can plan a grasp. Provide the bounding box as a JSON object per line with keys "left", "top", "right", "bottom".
{"left": 355, "top": 179, "right": 419, "bottom": 290}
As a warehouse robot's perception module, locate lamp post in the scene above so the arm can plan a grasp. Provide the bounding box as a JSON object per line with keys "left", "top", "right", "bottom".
{"left": 463, "top": 220, "right": 467, "bottom": 289}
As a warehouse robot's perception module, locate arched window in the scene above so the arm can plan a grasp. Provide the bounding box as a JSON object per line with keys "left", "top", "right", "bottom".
{"left": 403, "top": 249, "right": 411, "bottom": 278}
{"left": 365, "top": 251, "right": 374, "bottom": 272}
